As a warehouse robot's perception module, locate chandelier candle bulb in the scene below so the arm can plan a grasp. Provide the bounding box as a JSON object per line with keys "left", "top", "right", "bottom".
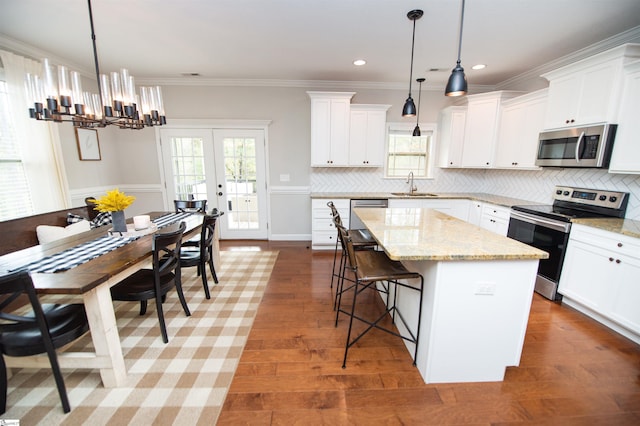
{"left": 71, "top": 71, "right": 84, "bottom": 114}
{"left": 57, "top": 65, "right": 72, "bottom": 107}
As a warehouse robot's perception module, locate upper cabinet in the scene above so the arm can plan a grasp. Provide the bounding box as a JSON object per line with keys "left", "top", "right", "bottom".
{"left": 494, "top": 89, "right": 547, "bottom": 169}
{"left": 541, "top": 44, "right": 640, "bottom": 130}
{"left": 349, "top": 104, "right": 391, "bottom": 167}
{"left": 437, "top": 91, "right": 522, "bottom": 169}
{"left": 437, "top": 106, "right": 466, "bottom": 168}
{"left": 308, "top": 92, "right": 389, "bottom": 168}
{"left": 608, "top": 60, "right": 640, "bottom": 174}
{"left": 308, "top": 91, "right": 355, "bottom": 167}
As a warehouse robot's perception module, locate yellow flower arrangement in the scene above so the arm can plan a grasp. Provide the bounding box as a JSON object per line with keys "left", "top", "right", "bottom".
{"left": 89, "top": 189, "right": 136, "bottom": 212}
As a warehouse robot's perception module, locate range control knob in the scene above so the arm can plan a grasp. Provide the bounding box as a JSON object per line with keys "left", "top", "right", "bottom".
{"left": 556, "top": 190, "right": 563, "bottom": 195}
{"left": 599, "top": 195, "right": 607, "bottom": 201}
{"left": 609, "top": 196, "right": 618, "bottom": 202}
{"left": 563, "top": 191, "right": 570, "bottom": 196}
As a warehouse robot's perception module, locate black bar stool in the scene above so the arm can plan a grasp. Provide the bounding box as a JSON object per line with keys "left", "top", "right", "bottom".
{"left": 334, "top": 224, "right": 424, "bottom": 368}
{"left": 326, "top": 201, "right": 377, "bottom": 309}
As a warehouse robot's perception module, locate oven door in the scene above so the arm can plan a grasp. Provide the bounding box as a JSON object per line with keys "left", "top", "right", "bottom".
{"left": 507, "top": 210, "right": 571, "bottom": 299}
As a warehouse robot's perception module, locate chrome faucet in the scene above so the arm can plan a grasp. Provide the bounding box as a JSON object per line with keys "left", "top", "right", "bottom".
{"left": 406, "top": 171, "right": 417, "bottom": 194}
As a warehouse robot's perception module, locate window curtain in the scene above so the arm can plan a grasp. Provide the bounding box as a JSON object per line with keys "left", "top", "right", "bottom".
{"left": 0, "top": 49, "right": 68, "bottom": 213}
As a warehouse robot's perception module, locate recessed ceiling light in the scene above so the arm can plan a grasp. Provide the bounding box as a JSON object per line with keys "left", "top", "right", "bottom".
{"left": 472, "top": 64, "right": 486, "bottom": 70}
{"left": 353, "top": 59, "right": 366, "bottom": 66}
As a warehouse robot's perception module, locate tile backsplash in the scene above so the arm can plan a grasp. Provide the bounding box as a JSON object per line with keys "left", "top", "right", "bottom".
{"left": 310, "top": 167, "right": 640, "bottom": 220}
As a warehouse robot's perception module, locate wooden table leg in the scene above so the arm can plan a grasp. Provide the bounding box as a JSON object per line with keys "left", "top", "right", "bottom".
{"left": 82, "top": 282, "right": 127, "bottom": 387}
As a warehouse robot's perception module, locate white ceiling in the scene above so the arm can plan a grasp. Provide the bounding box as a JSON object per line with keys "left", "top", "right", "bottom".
{"left": 1, "top": 0, "right": 640, "bottom": 90}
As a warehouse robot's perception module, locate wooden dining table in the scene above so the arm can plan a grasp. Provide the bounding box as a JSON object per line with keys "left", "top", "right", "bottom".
{"left": 0, "top": 211, "right": 205, "bottom": 388}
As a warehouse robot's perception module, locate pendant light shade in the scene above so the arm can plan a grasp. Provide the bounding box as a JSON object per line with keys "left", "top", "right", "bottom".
{"left": 402, "top": 9, "right": 423, "bottom": 117}
{"left": 445, "top": 0, "right": 468, "bottom": 97}
{"left": 413, "top": 78, "right": 425, "bottom": 136}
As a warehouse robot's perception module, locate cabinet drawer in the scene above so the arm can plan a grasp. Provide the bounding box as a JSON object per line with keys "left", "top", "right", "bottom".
{"left": 570, "top": 224, "right": 640, "bottom": 259}
{"left": 312, "top": 231, "right": 338, "bottom": 246}
{"left": 481, "top": 203, "right": 510, "bottom": 220}
{"left": 313, "top": 217, "right": 338, "bottom": 231}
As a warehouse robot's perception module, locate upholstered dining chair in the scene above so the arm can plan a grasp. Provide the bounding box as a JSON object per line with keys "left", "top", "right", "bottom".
{"left": 0, "top": 271, "right": 89, "bottom": 414}
{"left": 110, "top": 222, "right": 189, "bottom": 343}
{"left": 177, "top": 214, "right": 219, "bottom": 299}
{"left": 174, "top": 199, "right": 208, "bottom": 213}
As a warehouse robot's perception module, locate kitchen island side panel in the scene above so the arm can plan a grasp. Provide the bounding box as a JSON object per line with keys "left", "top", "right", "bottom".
{"left": 398, "top": 259, "right": 538, "bottom": 383}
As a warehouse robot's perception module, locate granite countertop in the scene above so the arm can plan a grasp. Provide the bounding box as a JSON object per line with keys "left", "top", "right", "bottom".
{"left": 354, "top": 207, "right": 549, "bottom": 262}
{"left": 310, "top": 192, "right": 539, "bottom": 209}
{"left": 570, "top": 217, "right": 640, "bottom": 239}
{"left": 311, "top": 192, "right": 640, "bottom": 239}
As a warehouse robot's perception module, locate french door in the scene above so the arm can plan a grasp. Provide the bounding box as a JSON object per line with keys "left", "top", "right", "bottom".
{"left": 159, "top": 127, "right": 268, "bottom": 239}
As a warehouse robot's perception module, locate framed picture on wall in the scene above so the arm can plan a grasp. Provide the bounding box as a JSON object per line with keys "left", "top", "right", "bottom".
{"left": 75, "top": 128, "right": 101, "bottom": 161}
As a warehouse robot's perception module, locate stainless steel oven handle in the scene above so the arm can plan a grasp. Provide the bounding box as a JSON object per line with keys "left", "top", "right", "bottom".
{"left": 575, "top": 131, "right": 585, "bottom": 163}
{"left": 510, "top": 210, "right": 571, "bottom": 233}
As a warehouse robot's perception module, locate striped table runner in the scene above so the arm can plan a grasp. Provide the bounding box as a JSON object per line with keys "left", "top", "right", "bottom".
{"left": 14, "top": 212, "right": 193, "bottom": 274}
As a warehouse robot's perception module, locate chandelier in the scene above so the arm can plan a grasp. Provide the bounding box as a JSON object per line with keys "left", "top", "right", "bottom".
{"left": 23, "top": 0, "right": 166, "bottom": 129}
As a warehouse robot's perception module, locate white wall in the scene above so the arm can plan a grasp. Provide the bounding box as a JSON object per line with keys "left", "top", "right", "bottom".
{"left": 57, "top": 81, "right": 640, "bottom": 237}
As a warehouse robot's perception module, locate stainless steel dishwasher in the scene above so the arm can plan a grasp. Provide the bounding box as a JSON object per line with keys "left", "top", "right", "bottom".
{"left": 350, "top": 198, "right": 388, "bottom": 229}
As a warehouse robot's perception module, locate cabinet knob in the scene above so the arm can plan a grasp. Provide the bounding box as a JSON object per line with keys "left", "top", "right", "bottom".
{"left": 617, "top": 242, "right": 623, "bottom": 247}
{"left": 616, "top": 259, "right": 621, "bottom": 264}
{"left": 609, "top": 257, "right": 615, "bottom": 262}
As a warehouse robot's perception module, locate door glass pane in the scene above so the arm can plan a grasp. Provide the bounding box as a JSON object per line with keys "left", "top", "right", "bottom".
{"left": 170, "top": 137, "right": 207, "bottom": 200}
{"left": 223, "top": 137, "right": 258, "bottom": 230}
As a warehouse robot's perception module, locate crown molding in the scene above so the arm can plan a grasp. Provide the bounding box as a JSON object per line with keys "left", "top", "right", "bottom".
{"left": 496, "top": 26, "right": 640, "bottom": 90}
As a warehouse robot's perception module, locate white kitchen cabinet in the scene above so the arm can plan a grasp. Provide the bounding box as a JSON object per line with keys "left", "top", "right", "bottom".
{"left": 541, "top": 44, "right": 640, "bottom": 130}
{"left": 308, "top": 92, "right": 355, "bottom": 167}
{"left": 494, "top": 89, "right": 547, "bottom": 169}
{"left": 311, "top": 198, "right": 350, "bottom": 250}
{"left": 460, "top": 91, "right": 522, "bottom": 168}
{"left": 437, "top": 106, "right": 466, "bottom": 168}
{"left": 479, "top": 203, "right": 510, "bottom": 236}
{"left": 467, "top": 200, "right": 483, "bottom": 226}
{"left": 348, "top": 104, "right": 390, "bottom": 167}
{"left": 608, "top": 60, "right": 640, "bottom": 174}
{"left": 558, "top": 224, "right": 640, "bottom": 343}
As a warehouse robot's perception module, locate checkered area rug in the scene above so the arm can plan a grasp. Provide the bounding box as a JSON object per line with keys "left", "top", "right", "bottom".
{"left": 2, "top": 250, "right": 278, "bottom": 425}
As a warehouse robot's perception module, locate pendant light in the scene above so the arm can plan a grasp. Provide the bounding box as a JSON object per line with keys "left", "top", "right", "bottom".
{"left": 445, "top": 0, "right": 468, "bottom": 97}
{"left": 402, "top": 9, "right": 424, "bottom": 116}
{"left": 413, "top": 78, "right": 425, "bottom": 136}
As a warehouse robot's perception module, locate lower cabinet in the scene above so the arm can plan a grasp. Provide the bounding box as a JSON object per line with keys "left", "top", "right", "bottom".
{"left": 479, "top": 203, "right": 510, "bottom": 236}
{"left": 311, "top": 198, "right": 349, "bottom": 250}
{"left": 558, "top": 224, "right": 640, "bottom": 341}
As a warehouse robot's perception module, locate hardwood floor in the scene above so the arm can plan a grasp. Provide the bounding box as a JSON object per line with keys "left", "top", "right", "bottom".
{"left": 217, "top": 240, "right": 640, "bottom": 425}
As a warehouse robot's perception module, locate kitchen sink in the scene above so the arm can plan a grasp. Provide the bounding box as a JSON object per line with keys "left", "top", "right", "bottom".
{"left": 390, "top": 192, "right": 439, "bottom": 197}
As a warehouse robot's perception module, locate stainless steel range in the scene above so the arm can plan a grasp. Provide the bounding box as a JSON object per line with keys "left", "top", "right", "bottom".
{"left": 507, "top": 186, "right": 629, "bottom": 301}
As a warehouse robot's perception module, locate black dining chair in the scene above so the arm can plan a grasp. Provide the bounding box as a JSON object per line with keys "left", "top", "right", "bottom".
{"left": 177, "top": 214, "right": 219, "bottom": 299}
{"left": 0, "top": 271, "right": 89, "bottom": 414}
{"left": 174, "top": 199, "right": 208, "bottom": 213}
{"left": 110, "top": 222, "right": 190, "bottom": 343}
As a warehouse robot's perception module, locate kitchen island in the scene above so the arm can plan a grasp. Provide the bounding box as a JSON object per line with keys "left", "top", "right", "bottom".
{"left": 353, "top": 207, "right": 548, "bottom": 383}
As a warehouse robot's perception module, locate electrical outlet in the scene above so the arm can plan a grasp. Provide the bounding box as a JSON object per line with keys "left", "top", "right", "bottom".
{"left": 475, "top": 282, "right": 496, "bottom": 295}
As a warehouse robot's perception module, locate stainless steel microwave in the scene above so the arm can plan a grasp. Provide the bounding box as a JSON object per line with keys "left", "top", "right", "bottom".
{"left": 535, "top": 123, "right": 617, "bottom": 168}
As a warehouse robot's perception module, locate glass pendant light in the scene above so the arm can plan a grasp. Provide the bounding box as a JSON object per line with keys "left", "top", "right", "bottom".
{"left": 445, "top": 0, "right": 468, "bottom": 97}
{"left": 413, "top": 78, "right": 425, "bottom": 136}
{"left": 402, "top": 9, "right": 424, "bottom": 116}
